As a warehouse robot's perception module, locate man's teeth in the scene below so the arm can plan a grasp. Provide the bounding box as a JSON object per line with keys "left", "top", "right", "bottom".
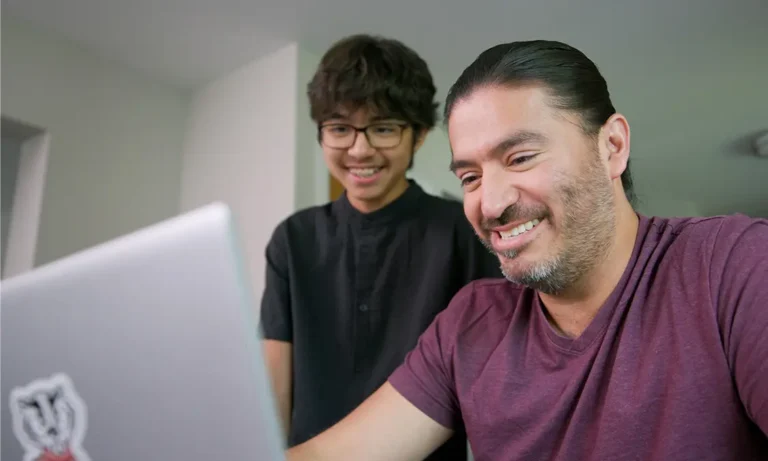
{"left": 350, "top": 167, "right": 381, "bottom": 178}
{"left": 499, "top": 219, "right": 541, "bottom": 239}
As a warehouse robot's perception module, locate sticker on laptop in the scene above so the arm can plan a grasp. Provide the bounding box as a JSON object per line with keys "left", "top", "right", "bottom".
{"left": 9, "top": 373, "right": 92, "bottom": 461}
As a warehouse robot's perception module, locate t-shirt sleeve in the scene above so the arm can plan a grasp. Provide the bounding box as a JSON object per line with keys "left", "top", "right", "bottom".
{"left": 258, "top": 224, "right": 292, "bottom": 342}
{"left": 388, "top": 284, "right": 474, "bottom": 430}
{"left": 712, "top": 216, "right": 768, "bottom": 434}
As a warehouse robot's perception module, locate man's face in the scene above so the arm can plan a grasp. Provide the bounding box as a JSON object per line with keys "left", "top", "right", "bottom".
{"left": 448, "top": 84, "right": 617, "bottom": 294}
{"left": 320, "top": 107, "right": 424, "bottom": 211}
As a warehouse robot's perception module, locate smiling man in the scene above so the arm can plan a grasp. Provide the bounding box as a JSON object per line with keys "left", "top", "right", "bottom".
{"left": 259, "top": 34, "right": 501, "bottom": 460}
{"left": 285, "top": 40, "right": 768, "bottom": 461}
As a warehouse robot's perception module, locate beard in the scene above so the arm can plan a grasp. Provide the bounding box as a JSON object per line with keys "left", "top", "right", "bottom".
{"left": 477, "top": 152, "right": 616, "bottom": 295}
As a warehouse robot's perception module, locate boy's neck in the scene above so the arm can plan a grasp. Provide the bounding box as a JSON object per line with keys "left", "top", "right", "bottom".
{"left": 348, "top": 177, "right": 410, "bottom": 214}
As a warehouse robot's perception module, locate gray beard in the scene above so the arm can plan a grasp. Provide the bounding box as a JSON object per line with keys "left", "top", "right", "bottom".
{"left": 476, "top": 155, "right": 616, "bottom": 296}
{"left": 478, "top": 240, "right": 574, "bottom": 295}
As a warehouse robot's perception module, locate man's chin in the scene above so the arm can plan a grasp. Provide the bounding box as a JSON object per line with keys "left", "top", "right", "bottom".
{"left": 500, "top": 264, "right": 546, "bottom": 289}
{"left": 499, "top": 254, "right": 541, "bottom": 280}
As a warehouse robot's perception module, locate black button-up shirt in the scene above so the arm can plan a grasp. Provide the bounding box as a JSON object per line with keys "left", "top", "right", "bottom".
{"left": 259, "top": 181, "right": 501, "bottom": 459}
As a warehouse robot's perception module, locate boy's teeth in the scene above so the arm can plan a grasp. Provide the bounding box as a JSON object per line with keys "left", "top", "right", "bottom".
{"left": 350, "top": 167, "right": 380, "bottom": 178}
{"left": 500, "top": 218, "right": 541, "bottom": 239}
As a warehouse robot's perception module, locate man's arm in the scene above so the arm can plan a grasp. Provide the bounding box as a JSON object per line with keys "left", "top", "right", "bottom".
{"left": 259, "top": 224, "right": 294, "bottom": 438}
{"left": 714, "top": 217, "right": 768, "bottom": 434}
{"left": 286, "top": 382, "right": 452, "bottom": 461}
{"left": 263, "top": 339, "right": 292, "bottom": 436}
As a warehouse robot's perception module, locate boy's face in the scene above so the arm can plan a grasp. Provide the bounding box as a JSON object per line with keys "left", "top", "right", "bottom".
{"left": 319, "top": 107, "right": 425, "bottom": 212}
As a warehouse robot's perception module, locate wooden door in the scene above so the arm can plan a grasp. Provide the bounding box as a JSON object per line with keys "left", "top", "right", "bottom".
{"left": 329, "top": 173, "right": 345, "bottom": 201}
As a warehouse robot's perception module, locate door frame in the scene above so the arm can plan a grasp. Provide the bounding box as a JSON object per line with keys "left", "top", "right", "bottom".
{"left": 1, "top": 116, "right": 49, "bottom": 279}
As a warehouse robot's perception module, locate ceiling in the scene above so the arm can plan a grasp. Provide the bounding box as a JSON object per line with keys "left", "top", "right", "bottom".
{"left": 3, "top": 0, "right": 765, "bottom": 90}
{"left": 3, "top": 0, "right": 768, "bottom": 216}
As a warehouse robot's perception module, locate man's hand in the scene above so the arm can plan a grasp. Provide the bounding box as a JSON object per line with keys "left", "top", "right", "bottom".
{"left": 286, "top": 382, "right": 453, "bottom": 461}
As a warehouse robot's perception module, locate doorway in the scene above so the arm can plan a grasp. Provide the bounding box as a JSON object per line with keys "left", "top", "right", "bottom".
{"left": 329, "top": 173, "right": 344, "bottom": 201}
{"left": 1, "top": 116, "right": 50, "bottom": 279}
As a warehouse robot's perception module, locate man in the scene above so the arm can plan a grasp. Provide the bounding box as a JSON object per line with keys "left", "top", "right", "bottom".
{"left": 259, "top": 34, "right": 501, "bottom": 460}
{"left": 285, "top": 40, "right": 768, "bottom": 460}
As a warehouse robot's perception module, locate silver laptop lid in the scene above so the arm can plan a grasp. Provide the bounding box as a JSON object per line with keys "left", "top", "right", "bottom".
{"left": 1, "top": 203, "right": 285, "bottom": 461}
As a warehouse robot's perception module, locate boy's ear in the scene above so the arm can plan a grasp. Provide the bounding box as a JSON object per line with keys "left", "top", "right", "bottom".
{"left": 413, "top": 128, "right": 428, "bottom": 152}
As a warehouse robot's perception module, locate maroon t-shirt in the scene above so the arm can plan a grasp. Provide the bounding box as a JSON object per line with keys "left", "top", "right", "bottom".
{"left": 389, "top": 214, "right": 768, "bottom": 460}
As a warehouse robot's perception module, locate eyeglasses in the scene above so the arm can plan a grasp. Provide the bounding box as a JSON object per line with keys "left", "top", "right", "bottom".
{"left": 319, "top": 122, "right": 410, "bottom": 149}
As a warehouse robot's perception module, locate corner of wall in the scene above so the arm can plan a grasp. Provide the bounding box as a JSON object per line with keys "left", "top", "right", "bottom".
{"left": 293, "top": 45, "right": 324, "bottom": 211}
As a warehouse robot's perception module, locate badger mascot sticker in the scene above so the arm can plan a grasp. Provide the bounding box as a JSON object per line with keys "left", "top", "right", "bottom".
{"left": 9, "top": 373, "right": 92, "bottom": 461}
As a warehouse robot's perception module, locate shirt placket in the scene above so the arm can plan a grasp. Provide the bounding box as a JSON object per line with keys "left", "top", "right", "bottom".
{"left": 353, "top": 221, "right": 377, "bottom": 373}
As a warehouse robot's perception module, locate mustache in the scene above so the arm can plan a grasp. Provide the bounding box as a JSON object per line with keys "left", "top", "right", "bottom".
{"left": 481, "top": 203, "right": 549, "bottom": 231}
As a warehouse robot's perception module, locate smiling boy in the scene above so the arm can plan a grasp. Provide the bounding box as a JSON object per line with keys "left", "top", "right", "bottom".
{"left": 259, "top": 34, "right": 501, "bottom": 460}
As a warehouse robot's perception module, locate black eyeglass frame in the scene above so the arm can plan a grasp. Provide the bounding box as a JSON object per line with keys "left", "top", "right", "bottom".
{"left": 317, "top": 121, "right": 412, "bottom": 149}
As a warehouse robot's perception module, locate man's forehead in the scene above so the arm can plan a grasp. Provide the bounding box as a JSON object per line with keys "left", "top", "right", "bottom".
{"left": 448, "top": 117, "right": 547, "bottom": 162}
{"left": 450, "top": 84, "right": 548, "bottom": 122}
{"left": 447, "top": 86, "right": 577, "bottom": 157}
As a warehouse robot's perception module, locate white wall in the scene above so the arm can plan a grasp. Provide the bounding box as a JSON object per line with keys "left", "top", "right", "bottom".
{"left": 410, "top": 128, "right": 459, "bottom": 198}
{"left": 1, "top": 16, "right": 190, "bottom": 265}
{"left": 180, "top": 43, "right": 320, "bottom": 312}
{"left": 294, "top": 47, "right": 326, "bottom": 211}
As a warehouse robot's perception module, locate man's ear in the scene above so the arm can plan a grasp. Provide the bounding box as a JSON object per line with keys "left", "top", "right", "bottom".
{"left": 599, "top": 113, "right": 631, "bottom": 181}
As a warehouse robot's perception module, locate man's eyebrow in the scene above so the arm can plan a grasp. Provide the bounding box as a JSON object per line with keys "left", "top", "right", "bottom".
{"left": 495, "top": 130, "right": 548, "bottom": 152}
{"left": 449, "top": 158, "right": 473, "bottom": 174}
{"left": 448, "top": 130, "right": 547, "bottom": 173}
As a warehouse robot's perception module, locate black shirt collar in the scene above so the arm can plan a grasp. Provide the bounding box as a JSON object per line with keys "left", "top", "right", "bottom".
{"left": 333, "top": 179, "right": 426, "bottom": 225}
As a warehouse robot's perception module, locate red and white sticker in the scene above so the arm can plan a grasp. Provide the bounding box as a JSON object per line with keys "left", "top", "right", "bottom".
{"left": 9, "top": 373, "right": 92, "bottom": 461}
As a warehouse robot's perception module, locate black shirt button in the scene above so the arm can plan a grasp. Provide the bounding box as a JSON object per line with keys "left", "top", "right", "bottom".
{"left": 358, "top": 304, "right": 368, "bottom": 312}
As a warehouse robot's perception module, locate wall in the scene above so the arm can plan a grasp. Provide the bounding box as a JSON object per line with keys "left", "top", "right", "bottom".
{"left": 180, "top": 43, "right": 313, "bottom": 313}
{"left": 294, "top": 47, "right": 326, "bottom": 211}
{"left": 410, "top": 127, "right": 458, "bottom": 198}
{"left": 1, "top": 15, "right": 190, "bottom": 265}
{"left": 1, "top": 138, "right": 23, "bottom": 261}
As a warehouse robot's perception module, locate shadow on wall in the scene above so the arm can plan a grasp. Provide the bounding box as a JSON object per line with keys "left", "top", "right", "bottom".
{"left": 1, "top": 116, "right": 49, "bottom": 279}
{"left": 2, "top": 137, "right": 22, "bottom": 258}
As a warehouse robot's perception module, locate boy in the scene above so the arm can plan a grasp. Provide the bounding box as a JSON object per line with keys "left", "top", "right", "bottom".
{"left": 259, "top": 34, "right": 501, "bottom": 460}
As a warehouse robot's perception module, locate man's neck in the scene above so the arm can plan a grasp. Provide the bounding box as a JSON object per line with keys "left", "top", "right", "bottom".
{"left": 539, "top": 205, "right": 639, "bottom": 338}
{"left": 348, "top": 177, "right": 410, "bottom": 214}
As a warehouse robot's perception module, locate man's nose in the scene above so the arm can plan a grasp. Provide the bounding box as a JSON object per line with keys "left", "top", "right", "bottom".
{"left": 347, "top": 130, "right": 375, "bottom": 159}
{"left": 481, "top": 170, "right": 519, "bottom": 221}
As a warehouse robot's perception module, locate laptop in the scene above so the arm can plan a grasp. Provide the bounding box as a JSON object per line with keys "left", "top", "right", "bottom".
{"left": 1, "top": 203, "right": 285, "bottom": 461}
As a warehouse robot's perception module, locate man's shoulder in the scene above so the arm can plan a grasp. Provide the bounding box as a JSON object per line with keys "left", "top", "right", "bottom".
{"left": 648, "top": 214, "right": 768, "bottom": 255}
{"left": 436, "top": 278, "right": 528, "bottom": 336}
{"left": 643, "top": 214, "right": 768, "bottom": 306}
